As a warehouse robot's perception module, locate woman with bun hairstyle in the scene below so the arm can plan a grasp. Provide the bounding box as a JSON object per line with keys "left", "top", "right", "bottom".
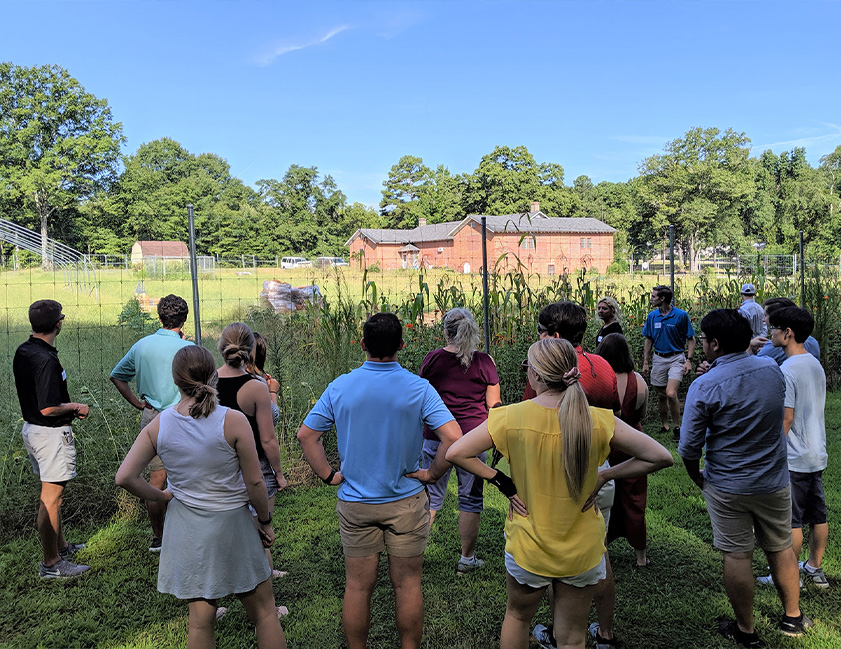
{"left": 116, "top": 345, "right": 286, "bottom": 649}
{"left": 218, "top": 323, "right": 287, "bottom": 582}
{"left": 420, "top": 307, "right": 501, "bottom": 574}
{"left": 447, "top": 338, "right": 672, "bottom": 649}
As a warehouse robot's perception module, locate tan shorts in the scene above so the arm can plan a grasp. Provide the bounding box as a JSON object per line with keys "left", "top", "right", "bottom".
{"left": 336, "top": 491, "right": 430, "bottom": 558}
{"left": 651, "top": 353, "right": 685, "bottom": 387}
{"left": 141, "top": 407, "right": 165, "bottom": 473}
{"left": 703, "top": 483, "right": 793, "bottom": 554}
{"left": 22, "top": 423, "right": 77, "bottom": 483}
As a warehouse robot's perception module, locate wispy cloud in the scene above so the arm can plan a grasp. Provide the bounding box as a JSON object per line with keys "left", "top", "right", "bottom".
{"left": 609, "top": 135, "right": 668, "bottom": 146}
{"left": 255, "top": 25, "right": 351, "bottom": 66}
{"left": 753, "top": 123, "right": 841, "bottom": 153}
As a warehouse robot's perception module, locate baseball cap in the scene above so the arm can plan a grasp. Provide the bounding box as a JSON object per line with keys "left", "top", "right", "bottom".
{"left": 740, "top": 283, "right": 756, "bottom": 295}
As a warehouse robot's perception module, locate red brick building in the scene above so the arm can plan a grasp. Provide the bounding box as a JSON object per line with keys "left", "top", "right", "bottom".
{"left": 346, "top": 203, "right": 616, "bottom": 274}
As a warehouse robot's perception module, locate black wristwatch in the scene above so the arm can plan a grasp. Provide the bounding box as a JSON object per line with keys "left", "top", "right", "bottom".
{"left": 322, "top": 468, "right": 336, "bottom": 484}
{"left": 257, "top": 513, "right": 273, "bottom": 525}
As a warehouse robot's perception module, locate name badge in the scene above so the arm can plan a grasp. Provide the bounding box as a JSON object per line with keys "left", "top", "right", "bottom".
{"left": 61, "top": 370, "right": 67, "bottom": 381}
{"left": 654, "top": 322, "right": 662, "bottom": 329}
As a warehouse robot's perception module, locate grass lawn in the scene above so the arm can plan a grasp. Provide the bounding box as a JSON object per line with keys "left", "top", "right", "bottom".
{"left": 1, "top": 395, "right": 840, "bottom": 649}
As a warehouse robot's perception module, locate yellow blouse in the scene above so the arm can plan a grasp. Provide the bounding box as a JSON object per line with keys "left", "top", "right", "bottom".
{"left": 488, "top": 401, "right": 614, "bottom": 577}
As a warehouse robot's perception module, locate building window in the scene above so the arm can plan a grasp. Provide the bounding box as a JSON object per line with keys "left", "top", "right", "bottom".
{"left": 580, "top": 238, "right": 585, "bottom": 249}
{"left": 548, "top": 264, "right": 555, "bottom": 276}
{"left": 521, "top": 236, "right": 535, "bottom": 250}
{"left": 587, "top": 238, "right": 592, "bottom": 248}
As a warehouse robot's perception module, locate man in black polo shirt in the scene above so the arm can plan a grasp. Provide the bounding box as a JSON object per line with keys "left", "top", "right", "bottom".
{"left": 13, "top": 300, "right": 91, "bottom": 578}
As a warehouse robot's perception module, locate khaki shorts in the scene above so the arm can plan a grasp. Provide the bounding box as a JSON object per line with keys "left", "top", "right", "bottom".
{"left": 703, "top": 483, "right": 793, "bottom": 554}
{"left": 22, "top": 423, "right": 77, "bottom": 483}
{"left": 651, "top": 353, "right": 685, "bottom": 387}
{"left": 141, "top": 407, "right": 165, "bottom": 473}
{"left": 336, "top": 491, "right": 430, "bottom": 558}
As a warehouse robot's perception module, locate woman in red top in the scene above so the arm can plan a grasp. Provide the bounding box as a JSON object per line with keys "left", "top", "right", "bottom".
{"left": 420, "top": 308, "right": 501, "bottom": 575}
{"left": 596, "top": 333, "right": 651, "bottom": 567}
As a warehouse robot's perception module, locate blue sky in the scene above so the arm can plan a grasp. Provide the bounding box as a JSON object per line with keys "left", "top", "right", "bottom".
{"left": 4, "top": 0, "right": 840, "bottom": 206}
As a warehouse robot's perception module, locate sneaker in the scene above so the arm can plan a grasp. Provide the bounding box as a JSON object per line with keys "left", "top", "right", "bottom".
{"left": 588, "top": 622, "right": 620, "bottom": 648}
{"left": 215, "top": 606, "right": 228, "bottom": 621}
{"left": 532, "top": 623, "right": 556, "bottom": 649}
{"left": 800, "top": 561, "right": 829, "bottom": 589}
{"left": 58, "top": 542, "right": 85, "bottom": 559}
{"left": 276, "top": 606, "right": 289, "bottom": 619}
{"left": 779, "top": 612, "right": 813, "bottom": 637}
{"left": 756, "top": 573, "right": 803, "bottom": 588}
{"left": 149, "top": 537, "right": 162, "bottom": 553}
{"left": 39, "top": 559, "right": 90, "bottom": 579}
{"left": 271, "top": 569, "right": 288, "bottom": 579}
{"left": 456, "top": 556, "right": 485, "bottom": 575}
{"left": 717, "top": 618, "right": 765, "bottom": 648}
{"left": 672, "top": 427, "right": 681, "bottom": 443}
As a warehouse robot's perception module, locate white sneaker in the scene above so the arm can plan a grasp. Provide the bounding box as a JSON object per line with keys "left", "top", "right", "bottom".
{"left": 756, "top": 573, "right": 803, "bottom": 588}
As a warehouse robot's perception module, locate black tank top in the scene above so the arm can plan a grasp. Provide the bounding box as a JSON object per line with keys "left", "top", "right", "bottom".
{"left": 216, "top": 374, "right": 265, "bottom": 459}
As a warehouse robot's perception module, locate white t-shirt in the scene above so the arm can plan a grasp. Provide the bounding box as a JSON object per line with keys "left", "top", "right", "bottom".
{"left": 781, "top": 352, "right": 827, "bottom": 472}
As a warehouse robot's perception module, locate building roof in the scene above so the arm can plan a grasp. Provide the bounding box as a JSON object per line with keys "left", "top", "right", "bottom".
{"left": 345, "top": 211, "right": 615, "bottom": 246}
{"left": 133, "top": 241, "right": 190, "bottom": 257}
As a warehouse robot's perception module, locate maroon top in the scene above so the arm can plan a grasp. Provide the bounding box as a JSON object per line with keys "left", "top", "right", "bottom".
{"left": 522, "top": 346, "right": 620, "bottom": 412}
{"left": 420, "top": 348, "right": 500, "bottom": 439}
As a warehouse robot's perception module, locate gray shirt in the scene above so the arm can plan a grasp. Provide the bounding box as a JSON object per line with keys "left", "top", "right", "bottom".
{"left": 782, "top": 353, "right": 827, "bottom": 473}
{"left": 679, "top": 352, "right": 789, "bottom": 495}
{"left": 738, "top": 298, "right": 767, "bottom": 338}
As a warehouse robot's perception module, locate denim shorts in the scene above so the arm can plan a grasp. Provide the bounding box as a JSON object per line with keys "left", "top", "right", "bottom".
{"left": 422, "top": 439, "right": 485, "bottom": 512}
{"left": 504, "top": 552, "right": 606, "bottom": 589}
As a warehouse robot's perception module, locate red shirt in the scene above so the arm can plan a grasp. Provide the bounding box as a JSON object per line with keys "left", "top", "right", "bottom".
{"left": 522, "top": 346, "right": 620, "bottom": 412}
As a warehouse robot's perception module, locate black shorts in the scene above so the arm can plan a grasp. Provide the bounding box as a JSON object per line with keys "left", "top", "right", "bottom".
{"left": 790, "top": 471, "right": 827, "bottom": 527}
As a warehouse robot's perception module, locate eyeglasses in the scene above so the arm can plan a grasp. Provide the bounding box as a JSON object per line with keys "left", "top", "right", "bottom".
{"left": 521, "top": 359, "right": 530, "bottom": 371}
{"left": 768, "top": 325, "right": 787, "bottom": 334}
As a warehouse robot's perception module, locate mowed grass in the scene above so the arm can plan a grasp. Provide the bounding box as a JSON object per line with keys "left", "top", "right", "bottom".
{"left": 1, "top": 399, "right": 840, "bottom": 649}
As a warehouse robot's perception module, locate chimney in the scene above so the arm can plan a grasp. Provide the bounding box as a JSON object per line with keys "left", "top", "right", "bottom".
{"left": 418, "top": 218, "right": 427, "bottom": 227}
{"left": 530, "top": 201, "right": 540, "bottom": 213}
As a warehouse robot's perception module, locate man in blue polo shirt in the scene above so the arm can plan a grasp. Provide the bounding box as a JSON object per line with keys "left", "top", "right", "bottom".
{"left": 297, "top": 312, "right": 460, "bottom": 649}
{"left": 110, "top": 294, "right": 192, "bottom": 552}
{"left": 641, "top": 285, "right": 695, "bottom": 442}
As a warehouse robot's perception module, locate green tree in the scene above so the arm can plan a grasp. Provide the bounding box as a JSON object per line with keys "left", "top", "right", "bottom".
{"left": 462, "top": 145, "right": 542, "bottom": 215}
{"left": 380, "top": 155, "right": 431, "bottom": 228}
{"left": 417, "top": 165, "right": 464, "bottom": 223}
{"left": 818, "top": 145, "right": 841, "bottom": 256}
{"left": 0, "top": 62, "right": 124, "bottom": 266}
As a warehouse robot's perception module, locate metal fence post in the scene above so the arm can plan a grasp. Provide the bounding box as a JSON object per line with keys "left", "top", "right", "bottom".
{"left": 481, "top": 216, "right": 489, "bottom": 352}
{"left": 669, "top": 225, "right": 675, "bottom": 294}
{"left": 799, "top": 231, "right": 805, "bottom": 307}
{"left": 187, "top": 204, "right": 202, "bottom": 346}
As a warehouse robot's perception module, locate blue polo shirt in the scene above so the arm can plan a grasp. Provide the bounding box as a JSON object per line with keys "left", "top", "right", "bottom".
{"left": 110, "top": 329, "right": 194, "bottom": 411}
{"left": 642, "top": 306, "right": 695, "bottom": 354}
{"left": 304, "top": 361, "right": 454, "bottom": 504}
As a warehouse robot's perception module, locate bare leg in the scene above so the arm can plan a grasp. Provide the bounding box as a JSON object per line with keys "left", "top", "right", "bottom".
{"left": 722, "top": 551, "right": 755, "bottom": 634}
{"left": 240, "top": 578, "right": 287, "bottom": 649}
{"left": 766, "top": 547, "right": 802, "bottom": 618}
{"left": 592, "top": 552, "right": 615, "bottom": 639}
{"left": 38, "top": 481, "right": 66, "bottom": 565}
{"left": 791, "top": 526, "right": 803, "bottom": 559}
{"left": 655, "top": 386, "right": 670, "bottom": 430}
{"left": 458, "top": 511, "right": 480, "bottom": 558}
{"left": 665, "top": 378, "right": 682, "bottom": 429}
{"left": 187, "top": 599, "right": 217, "bottom": 649}
{"left": 552, "top": 581, "right": 598, "bottom": 649}
{"left": 148, "top": 469, "right": 167, "bottom": 539}
{"left": 343, "top": 554, "right": 379, "bottom": 649}
{"left": 807, "top": 523, "right": 828, "bottom": 569}
{"left": 388, "top": 554, "right": 425, "bottom": 649}
{"left": 500, "top": 572, "right": 545, "bottom": 649}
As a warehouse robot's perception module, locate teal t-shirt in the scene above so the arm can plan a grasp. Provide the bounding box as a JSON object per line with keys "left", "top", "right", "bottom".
{"left": 110, "top": 329, "right": 194, "bottom": 411}
{"left": 303, "top": 361, "right": 454, "bottom": 504}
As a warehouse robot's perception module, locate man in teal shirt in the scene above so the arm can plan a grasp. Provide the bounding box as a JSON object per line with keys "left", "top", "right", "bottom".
{"left": 110, "top": 294, "right": 192, "bottom": 551}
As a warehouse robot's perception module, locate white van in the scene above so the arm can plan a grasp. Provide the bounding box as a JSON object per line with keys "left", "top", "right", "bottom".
{"left": 280, "top": 257, "right": 312, "bottom": 269}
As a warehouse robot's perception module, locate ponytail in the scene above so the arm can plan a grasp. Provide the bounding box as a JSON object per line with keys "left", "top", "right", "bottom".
{"left": 172, "top": 346, "right": 219, "bottom": 418}
{"left": 442, "top": 307, "right": 479, "bottom": 368}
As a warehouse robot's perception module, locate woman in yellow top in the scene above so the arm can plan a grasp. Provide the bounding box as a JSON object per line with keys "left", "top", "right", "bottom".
{"left": 447, "top": 338, "right": 673, "bottom": 649}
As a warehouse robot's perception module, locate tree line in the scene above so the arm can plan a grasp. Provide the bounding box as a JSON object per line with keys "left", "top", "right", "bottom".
{"left": 2, "top": 62, "right": 840, "bottom": 269}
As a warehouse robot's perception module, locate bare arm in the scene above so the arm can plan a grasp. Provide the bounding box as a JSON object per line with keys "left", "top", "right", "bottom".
{"left": 297, "top": 424, "right": 343, "bottom": 485}
{"left": 633, "top": 372, "right": 649, "bottom": 421}
{"left": 783, "top": 406, "right": 794, "bottom": 436}
{"left": 642, "top": 337, "right": 652, "bottom": 374}
{"left": 245, "top": 380, "right": 286, "bottom": 489}
{"left": 485, "top": 383, "right": 502, "bottom": 410}
{"left": 405, "top": 419, "right": 461, "bottom": 483}
{"left": 684, "top": 336, "right": 696, "bottom": 375}
{"left": 110, "top": 376, "right": 147, "bottom": 410}
{"left": 115, "top": 417, "right": 172, "bottom": 502}
{"left": 41, "top": 403, "right": 89, "bottom": 419}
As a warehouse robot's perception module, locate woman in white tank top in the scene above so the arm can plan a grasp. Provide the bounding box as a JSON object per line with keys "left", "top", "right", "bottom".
{"left": 116, "top": 345, "right": 287, "bottom": 649}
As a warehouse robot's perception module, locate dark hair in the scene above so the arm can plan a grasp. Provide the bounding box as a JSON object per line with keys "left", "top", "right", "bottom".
{"left": 363, "top": 313, "right": 403, "bottom": 359}
{"left": 218, "top": 322, "right": 254, "bottom": 368}
{"left": 768, "top": 306, "right": 814, "bottom": 344}
{"left": 29, "top": 299, "right": 63, "bottom": 333}
{"left": 158, "top": 294, "right": 189, "bottom": 329}
{"left": 172, "top": 345, "right": 218, "bottom": 418}
{"left": 653, "top": 285, "right": 673, "bottom": 305}
{"left": 538, "top": 302, "right": 587, "bottom": 346}
{"left": 700, "top": 309, "right": 751, "bottom": 355}
{"left": 595, "top": 333, "right": 635, "bottom": 374}
{"left": 762, "top": 297, "right": 796, "bottom": 318}
{"left": 246, "top": 332, "right": 268, "bottom": 378}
